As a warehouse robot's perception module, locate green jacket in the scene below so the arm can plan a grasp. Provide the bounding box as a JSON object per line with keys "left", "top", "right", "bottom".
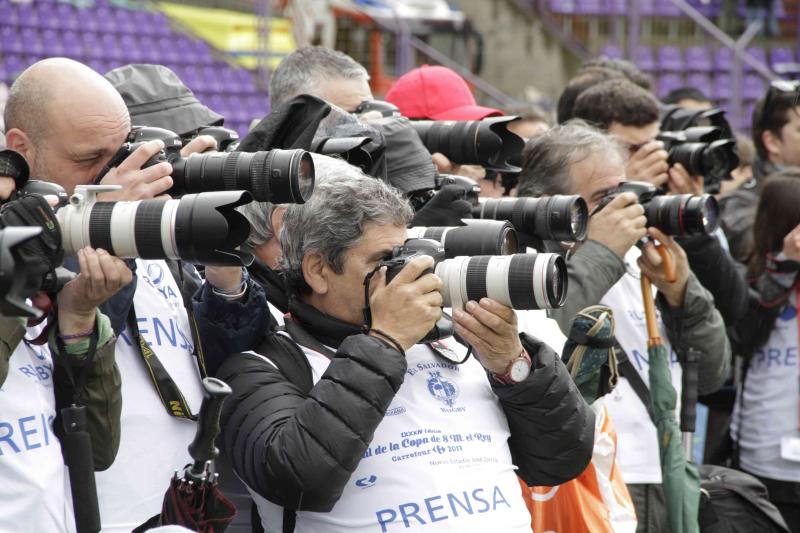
{"left": 548, "top": 239, "right": 730, "bottom": 396}
{"left": 0, "top": 312, "right": 122, "bottom": 470}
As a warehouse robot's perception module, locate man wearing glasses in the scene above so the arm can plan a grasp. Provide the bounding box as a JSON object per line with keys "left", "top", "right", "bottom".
{"left": 719, "top": 80, "right": 800, "bottom": 262}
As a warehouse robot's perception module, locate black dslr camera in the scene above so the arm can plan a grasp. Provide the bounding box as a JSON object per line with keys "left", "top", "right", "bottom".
{"left": 658, "top": 106, "right": 739, "bottom": 194}
{"left": 97, "top": 126, "right": 315, "bottom": 204}
{"left": 600, "top": 181, "right": 719, "bottom": 236}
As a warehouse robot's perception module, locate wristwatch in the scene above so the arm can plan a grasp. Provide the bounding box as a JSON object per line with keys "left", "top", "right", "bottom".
{"left": 491, "top": 350, "right": 532, "bottom": 385}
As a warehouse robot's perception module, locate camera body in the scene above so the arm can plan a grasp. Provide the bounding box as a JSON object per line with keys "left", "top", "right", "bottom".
{"left": 658, "top": 106, "right": 739, "bottom": 194}
{"left": 602, "top": 180, "right": 719, "bottom": 236}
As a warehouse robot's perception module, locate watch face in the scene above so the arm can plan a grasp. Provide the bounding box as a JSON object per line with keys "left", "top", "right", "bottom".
{"left": 510, "top": 359, "right": 531, "bottom": 382}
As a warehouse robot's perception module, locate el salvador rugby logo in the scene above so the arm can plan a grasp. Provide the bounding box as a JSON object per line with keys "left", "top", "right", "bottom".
{"left": 427, "top": 371, "right": 459, "bottom": 407}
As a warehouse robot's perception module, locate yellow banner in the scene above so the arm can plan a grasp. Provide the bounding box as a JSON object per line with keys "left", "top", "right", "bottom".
{"left": 157, "top": 2, "right": 295, "bottom": 69}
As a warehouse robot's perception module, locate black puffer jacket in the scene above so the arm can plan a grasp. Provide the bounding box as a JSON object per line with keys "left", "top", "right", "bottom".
{"left": 216, "top": 299, "right": 594, "bottom": 512}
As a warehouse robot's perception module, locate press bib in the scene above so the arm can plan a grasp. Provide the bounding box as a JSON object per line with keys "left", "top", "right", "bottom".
{"left": 602, "top": 248, "right": 682, "bottom": 485}
{"left": 96, "top": 260, "right": 203, "bottom": 532}
{"left": 0, "top": 336, "right": 74, "bottom": 532}
{"left": 732, "top": 290, "right": 800, "bottom": 482}
{"left": 253, "top": 338, "right": 532, "bottom": 532}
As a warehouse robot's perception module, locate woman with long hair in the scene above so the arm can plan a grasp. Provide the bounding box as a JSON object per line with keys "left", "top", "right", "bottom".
{"left": 731, "top": 171, "right": 800, "bottom": 531}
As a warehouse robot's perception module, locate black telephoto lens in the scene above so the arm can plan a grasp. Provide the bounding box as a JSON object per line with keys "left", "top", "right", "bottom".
{"left": 170, "top": 149, "right": 315, "bottom": 204}
{"left": 644, "top": 194, "right": 719, "bottom": 236}
{"left": 407, "top": 220, "right": 518, "bottom": 258}
{"left": 474, "top": 195, "right": 588, "bottom": 242}
{"left": 411, "top": 116, "right": 524, "bottom": 172}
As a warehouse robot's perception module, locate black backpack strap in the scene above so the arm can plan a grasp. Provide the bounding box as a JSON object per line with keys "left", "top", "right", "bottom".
{"left": 614, "top": 342, "right": 656, "bottom": 424}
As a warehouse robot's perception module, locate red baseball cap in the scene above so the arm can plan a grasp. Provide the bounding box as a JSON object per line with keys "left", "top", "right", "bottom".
{"left": 385, "top": 65, "right": 503, "bottom": 121}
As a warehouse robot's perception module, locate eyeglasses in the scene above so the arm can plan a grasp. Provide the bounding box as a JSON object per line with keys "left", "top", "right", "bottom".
{"left": 762, "top": 79, "right": 800, "bottom": 120}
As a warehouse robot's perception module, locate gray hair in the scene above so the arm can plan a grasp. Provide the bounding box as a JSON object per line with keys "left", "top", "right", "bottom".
{"left": 237, "top": 199, "right": 279, "bottom": 249}
{"left": 270, "top": 46, "right": 370, "bottom": 108}
{"left": 279, "top": 154, "right": 413, "bottom": 293}
{"left": 516, "top": 120, "right": 624, "bottom": 197}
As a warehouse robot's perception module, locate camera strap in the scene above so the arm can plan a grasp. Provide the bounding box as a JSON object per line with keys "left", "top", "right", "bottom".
{"left": 614, "top": 342, "right": 657, "bottom": 425}
{"left": 127, "top": 306, "right": 197, "bottom": 421}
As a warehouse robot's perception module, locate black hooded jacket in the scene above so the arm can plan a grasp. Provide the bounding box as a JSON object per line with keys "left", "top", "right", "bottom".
{"left": 216, "top": 298, "right": 595, "bottom": 514}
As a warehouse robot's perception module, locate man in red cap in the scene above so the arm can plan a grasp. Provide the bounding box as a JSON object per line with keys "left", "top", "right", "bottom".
{"left": 386, "top": 65, "right": 507, "bottom": 196}
{"left": 385, "top": 64, "right": 503, "bottom": 121}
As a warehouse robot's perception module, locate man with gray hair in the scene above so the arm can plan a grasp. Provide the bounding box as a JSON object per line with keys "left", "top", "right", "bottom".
{"left": 269, "top": 46, "right": 372, "bottom": 111}
{"left": 518, "top": 121, "right": 730, "bottom": 532}
{"left": 216, "top": 155, "right": 593, "bottom": 532}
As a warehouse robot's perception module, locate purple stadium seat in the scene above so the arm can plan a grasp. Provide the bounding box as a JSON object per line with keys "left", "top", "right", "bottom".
{"left": 685, "top": 46, "right": 712, "bottom": 72}
{"left": 686, "top": 73, "right": 712, "bottom": 97}
{"left": 14, "top": 4, "right": 39, "bottom": 28}
{"left": 605, "top": 0, "right": 627, "bottom": 15}
{"left": 575, "top": 0, "right": 605, "bottom": 15}
{"left": 1, "top": 54, "right": 25, "bottom": 83}
{"left": 61, "top": 30, "right": 82, "bottom": 57}
{"left": 743, "top": 74, "right": 767, "bottom": 100}
{"left": 770, "top": 47, "right": 794, "bottom": 68}
{"left": 548, "top": 0, "right": 576, "bottom": 14}
{"left": 657, "top": 73, "right": 684, "bottom": 99}
{"left": 657, "top": 46, "right": 683, "bottom": 72}
{"left": 0, "top": 27, "right": 23, "bottom": 55}
{"left": 712, "top": 73, "right": 733, "bottom": 100}
{"left": 714, "top": 47, "right": 734, "bottom": 72}
{"left": 744, "top": 47, "right": 767, "bottom": 72}
{"left": 42, "top": 30, "right": 61, "bottom": 55}
{"left": 632, "top": 45, "right": 655, "bottom": 72}
{"left": 654, "top": 0, "right": 681, "bottom": 16}
{"left": 599, "top": 43, "right": 624, "bottom": 60}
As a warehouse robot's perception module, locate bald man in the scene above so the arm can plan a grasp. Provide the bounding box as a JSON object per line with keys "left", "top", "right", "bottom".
{"left": 4, "top": 57, "right": 173, "bottom": 199}
{"left": 3, "top": 58, "right": 219, "bottom": 532}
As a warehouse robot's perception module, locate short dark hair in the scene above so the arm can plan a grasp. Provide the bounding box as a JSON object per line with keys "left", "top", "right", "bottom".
{"left": 572, "top": 79, "right": 661, "bottom": 130}
{"left": 663, "top": 86, "right": 711, "bottom": 106}
{"left": 581, "top": 56, "right": 654, "bottom": 91}
{"left": 752, "top": 89, "right": 800, "bottom": 161}
{"left": 556, "top": 67, "right": 624, "bottom": 124}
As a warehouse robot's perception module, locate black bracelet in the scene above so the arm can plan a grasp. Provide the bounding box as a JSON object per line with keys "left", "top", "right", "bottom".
{"left": 363, "top": 327, "right": 405, "bottom": 356}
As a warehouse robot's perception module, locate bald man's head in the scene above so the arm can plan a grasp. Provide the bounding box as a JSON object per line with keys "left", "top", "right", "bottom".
{"left": 4, "top": 58, "right": 131, "bottom": 192}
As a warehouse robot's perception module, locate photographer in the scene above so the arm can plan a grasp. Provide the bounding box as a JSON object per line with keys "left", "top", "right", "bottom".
{"left": 571, "top": 79, "right": 749, "bottom": 326}
{"left": 269, "top": 46, "right": 470, "bottom": 226}
{"left": 0, "top": 189, "right": 130, "bottom": 530}
{"left": 3, "top": 57, "right": 262, "bottom": 531}
{"left": 237, "top": 199, "right": 289, "bottom": 321}
{"left": 216, "top": 156, "right": 594, "bottom": 532}
{"left": 385, "top": 64, "right": 504, "bottom": 191}
{"left": 518, "top": 122, "right": 730, "bottom": 532}
{"left": 728, "top": 172, "right": 800, "bottom": 531}
{"left": 719, "top": 83, "right": 800, "bottom": 263}
{"left": 269, "top": 45, "right": 373, "bottom": 112}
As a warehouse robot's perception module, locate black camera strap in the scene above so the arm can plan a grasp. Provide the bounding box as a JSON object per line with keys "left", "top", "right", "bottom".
{"left": 614, "top": 342, "right": 657, "bottom": 425}
{"left": 55, "top": 330, "right": 102, "bottom": 533}
{"left": 127, "top": 305, "right": 197, "bottom": 421}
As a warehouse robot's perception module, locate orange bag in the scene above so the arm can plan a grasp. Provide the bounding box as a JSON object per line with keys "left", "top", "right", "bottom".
{"left": 520, "top": 400, "right": 637, "bottom": 533}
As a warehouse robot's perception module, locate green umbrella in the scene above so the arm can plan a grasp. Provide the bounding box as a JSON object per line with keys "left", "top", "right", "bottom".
{"left": 641, "top": 274, "right": 701, "bottom": 533}
{"left": 562, "top": 305, "right": 619, "bottom": 405}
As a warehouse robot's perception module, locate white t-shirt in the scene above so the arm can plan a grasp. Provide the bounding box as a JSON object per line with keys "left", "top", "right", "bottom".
{"left": 602, "top": 248, "right": 682, "bottom": 485}
{"left": 95, "top": 260, "right": 203, "bottom": 532}
{"left": 732, "top": 290, "right": 800, "bottom": 482}
{"left": 0, "top": 329, "right": 75, "bottom": 533}
{"left": 251, "top": 337, "right": 532, "bottom": 533}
